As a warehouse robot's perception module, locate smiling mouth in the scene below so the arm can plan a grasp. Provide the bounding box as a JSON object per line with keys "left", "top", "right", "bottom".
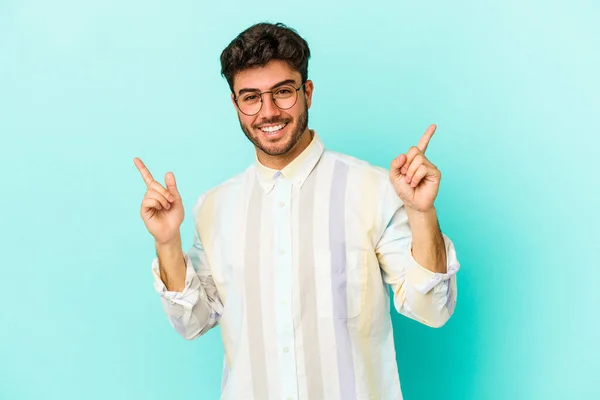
{"left": 258, "top": 122, "right": 288, "bottom": 137}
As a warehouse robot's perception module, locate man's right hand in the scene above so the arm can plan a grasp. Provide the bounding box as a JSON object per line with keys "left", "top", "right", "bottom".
{"left": 134, "top": 157, "right": 184, "bottom": 245}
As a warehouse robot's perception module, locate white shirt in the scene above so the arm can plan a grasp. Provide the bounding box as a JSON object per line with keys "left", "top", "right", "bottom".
{"left": 152, "top": 131, "right": 460, "bottom": 400}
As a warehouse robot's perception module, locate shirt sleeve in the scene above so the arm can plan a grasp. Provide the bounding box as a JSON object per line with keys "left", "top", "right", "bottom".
{"left": 151, "top": 196, "right": 224, "bottom": 340}
{"left": 375, "top": 183, "right": 460, "bottom": 328}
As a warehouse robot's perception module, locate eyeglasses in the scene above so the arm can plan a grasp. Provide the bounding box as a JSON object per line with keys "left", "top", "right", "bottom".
{"left": 234, "top": 82, "right": 305, "bottom": 116}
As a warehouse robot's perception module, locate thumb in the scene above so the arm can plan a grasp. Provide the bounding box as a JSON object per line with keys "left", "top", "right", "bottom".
{"left": 165, "top": 172, "right": 180, "bottom": 197}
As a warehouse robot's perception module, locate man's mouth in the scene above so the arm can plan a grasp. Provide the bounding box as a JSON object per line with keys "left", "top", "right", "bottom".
{"left": 258, "top": 122, "right": 288, "bottom": 137}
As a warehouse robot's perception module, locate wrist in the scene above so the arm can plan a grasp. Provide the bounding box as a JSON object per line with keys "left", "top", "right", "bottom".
{"left": 405, "top": 206, "right": 437, "bottom": 221}
{"left": 155, "top": 236, "right": 182, "bottom": 255}
{"left": 405, "top": 206, "right": 441, "bottom": 242}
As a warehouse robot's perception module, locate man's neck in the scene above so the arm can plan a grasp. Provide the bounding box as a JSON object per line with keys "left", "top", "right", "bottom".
{"left": 256, "top": 129, "right": 313, "bottom": 170}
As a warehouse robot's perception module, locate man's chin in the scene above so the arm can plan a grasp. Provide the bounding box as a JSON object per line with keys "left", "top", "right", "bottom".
{"left": 254, "top": 129, "right": 295, "bottom": 154}
{"left": 257, "top": 141, "right": 294, "bottom": 157}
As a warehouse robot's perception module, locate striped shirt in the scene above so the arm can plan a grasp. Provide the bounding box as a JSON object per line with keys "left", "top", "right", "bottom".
{"left": 152, "top": 131, "right": 460, "bottom": 400}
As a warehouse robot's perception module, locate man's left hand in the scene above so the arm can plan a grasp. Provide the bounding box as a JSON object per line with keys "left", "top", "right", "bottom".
{"left": 389, "top": 124, "right": 442, "bottom": 213}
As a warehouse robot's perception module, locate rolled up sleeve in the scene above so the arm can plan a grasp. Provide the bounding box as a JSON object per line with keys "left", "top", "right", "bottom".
{"left": 376, "top": 185, "right": 460, "bottom": 328}
{"left": 151, "top": 197, "right": 223, "bottom": 340}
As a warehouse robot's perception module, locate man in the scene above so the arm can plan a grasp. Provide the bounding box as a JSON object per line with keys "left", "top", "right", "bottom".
{"left": 135, "top": 22, "right": 459, "bottom": 400}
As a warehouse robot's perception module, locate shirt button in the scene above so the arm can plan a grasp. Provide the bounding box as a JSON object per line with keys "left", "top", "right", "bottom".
{"left": 278, "top": 201, "right": 285, "bottom": 207}
{"left": 287, "top": 397, "right": 293, "bottom": 400}
{"left": 279, "top": 249, "right": 285, "bottom": 255}
{"left": 282, "top": 299, "right": 287, "bottom": 305}
{"left": 283, "top": 347, "right": 289, "bottom": 353}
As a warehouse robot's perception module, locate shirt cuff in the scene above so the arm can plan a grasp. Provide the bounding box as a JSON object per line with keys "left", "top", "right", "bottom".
{"left": 151, "top": 252, "right": 202, "bottom": 309}
{"left": 405, "top": 233, "right": 460, "bottom": 295}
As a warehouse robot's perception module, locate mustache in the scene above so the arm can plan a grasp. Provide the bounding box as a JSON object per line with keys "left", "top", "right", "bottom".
{"left": 252, "top": 118, "right": 291, "bottom": 129}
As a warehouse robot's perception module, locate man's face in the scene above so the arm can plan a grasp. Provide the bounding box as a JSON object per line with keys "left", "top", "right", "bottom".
{"left": 231, "top": 60, "right": 313, "bottom": 157}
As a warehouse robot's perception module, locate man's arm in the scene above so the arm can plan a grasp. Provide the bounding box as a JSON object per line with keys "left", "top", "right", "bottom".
{"left": 133, "top": 157, "right": 221, "bottom": 339}
{"left": 381, "top": 124, "right": 460, "bottom": 327}
{"left": 152, "top": 196, "right": 223, "bottom": 340}
{"left": 156, "top": 235, "right": 187, "bottom": 292}
{"left": 375, "top": 186, "right": 460, "bottom": 328}
{"left": 405, "top": 207, "right": 447, "bottom": 274}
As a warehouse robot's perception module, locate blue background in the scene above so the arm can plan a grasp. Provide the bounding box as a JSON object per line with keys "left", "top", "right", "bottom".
{"left": 1, "top": 0, "right": 598, "bottom": 399}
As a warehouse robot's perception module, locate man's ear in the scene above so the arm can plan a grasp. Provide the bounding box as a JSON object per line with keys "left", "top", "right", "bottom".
{"left": 303, "top": 80, "right": 314, "bottom": 109}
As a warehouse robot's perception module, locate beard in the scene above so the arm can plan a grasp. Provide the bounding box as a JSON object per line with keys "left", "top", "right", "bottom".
{"left": 239, "top": 103, "right": 309, "bottom": 157}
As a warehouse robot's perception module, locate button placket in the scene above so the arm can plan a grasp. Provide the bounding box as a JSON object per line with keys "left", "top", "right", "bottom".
{"left": 273, "top": 177, "right": 297, "bottom": 397}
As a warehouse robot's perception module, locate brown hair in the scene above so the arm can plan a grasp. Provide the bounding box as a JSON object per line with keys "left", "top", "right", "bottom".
{"left": 220, "top": 22, "right": 311, "bottom": 93}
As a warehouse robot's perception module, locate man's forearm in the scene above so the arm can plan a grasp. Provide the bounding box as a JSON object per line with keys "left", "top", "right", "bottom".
{"left": 156, "top": 235, "right": 187, "bottom": 292}
{"left": 405, "top": 207, "right": 447, "bottom": 273}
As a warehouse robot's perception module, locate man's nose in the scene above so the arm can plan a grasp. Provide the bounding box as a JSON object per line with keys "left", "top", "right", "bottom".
{"left": 259, "top": 93, "right": 282, "bottom": 119}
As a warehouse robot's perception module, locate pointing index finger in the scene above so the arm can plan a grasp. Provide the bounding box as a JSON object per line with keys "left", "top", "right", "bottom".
{"left": 417, "top": 124, "right": 437, "bottom": 153}
{"left": 134, "top": 157, "right": 155, "bottom": 187}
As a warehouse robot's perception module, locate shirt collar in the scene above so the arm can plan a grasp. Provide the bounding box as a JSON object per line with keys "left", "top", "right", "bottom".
{"left": 254, "top": 129, "right": 325, "bottom": 193}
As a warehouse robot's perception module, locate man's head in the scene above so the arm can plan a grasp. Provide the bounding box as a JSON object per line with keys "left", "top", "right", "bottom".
{"left": 220, "top": 23, "right": 314, "bottom": 161}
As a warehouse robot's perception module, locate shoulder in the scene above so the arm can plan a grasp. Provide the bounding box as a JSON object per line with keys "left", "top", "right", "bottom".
{"left": 321, "top": 149, "right": 392, "bottom": 186}
{"left": 322, "top": 148, "right": 403, "bottom": 209}
{"left": 191, "top": 166, "right": 253, "bottom": 214}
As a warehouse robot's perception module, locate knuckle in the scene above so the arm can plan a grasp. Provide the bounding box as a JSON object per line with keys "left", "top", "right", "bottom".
{"left": 150, "top": 180, "right": 164, "bottom": 193}
{"left": 148, "top": 189, "right": 164, "bottom": 200}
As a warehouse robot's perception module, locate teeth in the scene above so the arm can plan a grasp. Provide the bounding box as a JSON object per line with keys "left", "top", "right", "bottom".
{"left": 260, "top": 123, "right": 286, "bottom": 132}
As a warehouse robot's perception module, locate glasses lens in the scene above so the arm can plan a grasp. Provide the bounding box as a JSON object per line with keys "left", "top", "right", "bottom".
{"left": 238, "top": 92, "right": 261, "bottom": 115}
{"left": 273, "top": 86, "right": 298, "bottom": 109}
{"left": 237, "top": 85, "right": 300, "bottom": 115}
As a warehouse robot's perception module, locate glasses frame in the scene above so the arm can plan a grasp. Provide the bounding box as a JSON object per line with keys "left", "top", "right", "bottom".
{"left": 233, "top": 82, "right": 306, "bottom": 116}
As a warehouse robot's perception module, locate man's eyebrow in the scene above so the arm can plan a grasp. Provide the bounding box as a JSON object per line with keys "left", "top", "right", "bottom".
{"left": 237, "top": 79, "right": 298, "bottom": 96}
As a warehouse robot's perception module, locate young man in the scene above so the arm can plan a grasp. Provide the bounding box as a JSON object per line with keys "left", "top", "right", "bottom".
{"left": 135, "top": 22, "right": 459, "bottom": 400}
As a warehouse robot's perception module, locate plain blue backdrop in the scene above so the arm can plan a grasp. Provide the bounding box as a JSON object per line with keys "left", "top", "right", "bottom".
{"left": 1, "top": 1, "right": 598, "bottom": 399}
